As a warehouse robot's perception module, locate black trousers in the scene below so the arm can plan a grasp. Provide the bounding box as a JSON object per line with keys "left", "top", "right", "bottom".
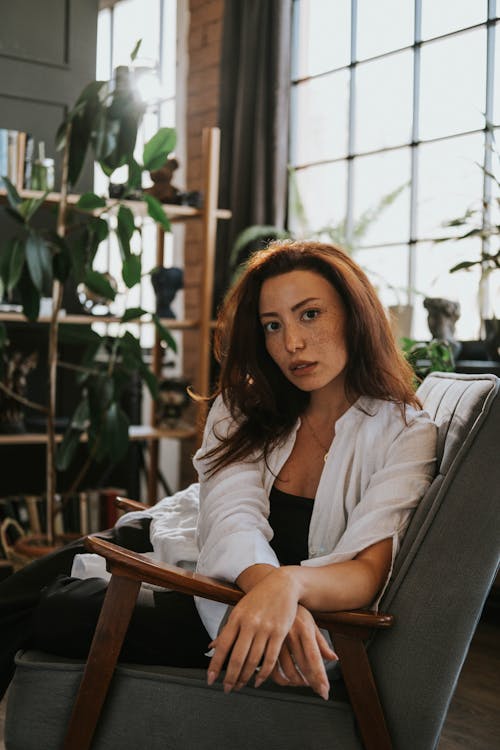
{"left": 0, "top": 518, "right": 211, "bottom": 700}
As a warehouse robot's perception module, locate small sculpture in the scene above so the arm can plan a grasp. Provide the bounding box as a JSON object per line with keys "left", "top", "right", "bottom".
{"left": 423, "top": 297, "right": 462, "bottom": 360}
{"left": 151, "top": 266, "right": 184, "bottom": 318}
{"left": 0, "top": 350, "right": 38, "bottom": 433}
{"left": 145, "top": 158, "right": 182, "bottom": 204}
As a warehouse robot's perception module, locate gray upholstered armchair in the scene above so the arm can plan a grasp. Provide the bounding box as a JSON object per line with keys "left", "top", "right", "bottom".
{"left": 5, "top": 373, "right": 500, "bottom": 750}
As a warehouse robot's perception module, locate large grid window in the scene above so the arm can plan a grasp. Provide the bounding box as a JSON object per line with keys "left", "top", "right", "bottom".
{"left": 290, "top": 0, "right": 500, "bottom": 341}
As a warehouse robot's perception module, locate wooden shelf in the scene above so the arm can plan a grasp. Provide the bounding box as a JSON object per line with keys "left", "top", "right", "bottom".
{"left": 0, "top": 188, "right": 231, "bottom": 221}
{"left": 1, "top": 127, "right": 229, "bottom": 503}
{"left": 0, "top": 424, "right": 197, "bottom": 445}
{"left": 0, "top": 311, "right": 200, "bottom": 329}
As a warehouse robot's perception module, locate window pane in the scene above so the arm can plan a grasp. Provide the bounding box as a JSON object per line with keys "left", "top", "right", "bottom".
{"left": 288, "top": 162, "right": 348, "bottom": 237}
{"left": 356, "top": 0, "right": 413, "bottom": 60}
{"left": 420, "top": 28, "right": 486, "bottom": 141}
{"left": 161, "top": 0, "right": 177, "bottom": 100}
{"left": 113, "top": 0, "right": 160, "bottom": 69}
{"left": 96, "top": 9, "right": 111, "bottom": 80}
{"left": 417, "top": 132, "right": 484, "bottom": 240}
{"left": 355, "top": 245, "right": 410, "bottom": 309}
{"left": 352, "top": 148, "right": 411, "bottom": 247}
{"left": 413, "top": 239, "right": 482, "bottom": 340}
{"left": 291, "top": 71, "right": 349, "bottom": 165}
{"left": 494, "top": 22, "right": 500, "bottom": 125}
{"left": 355, "top": 50, "right": 413, "bottom": 152}
{"left": 421, "top": 0, "right": 486, "bottom": 41}
{"left": 292, "top": 0, "right": 350, "bottom": 78}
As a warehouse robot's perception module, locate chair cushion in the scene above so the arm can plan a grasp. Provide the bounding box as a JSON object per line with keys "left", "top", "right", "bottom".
{"left": 6, "top": 650, "right": 363, "bottom": 750}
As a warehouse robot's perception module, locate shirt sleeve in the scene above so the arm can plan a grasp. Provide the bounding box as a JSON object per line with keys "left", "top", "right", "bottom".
{"left": 303, "top": 413, "right": 438, "bottom": 569}
{"left": 193, "top": 396, "right": 280, "bottom": 583}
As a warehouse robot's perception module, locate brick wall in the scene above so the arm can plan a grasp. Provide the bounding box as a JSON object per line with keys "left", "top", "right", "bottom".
{"left": 181, "top": 0, "right": 224, "bottom": 484}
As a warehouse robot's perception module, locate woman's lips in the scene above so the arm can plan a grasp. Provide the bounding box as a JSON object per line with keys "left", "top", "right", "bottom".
{"left": 289, "top": 361, "right": 317, "bottom": 376}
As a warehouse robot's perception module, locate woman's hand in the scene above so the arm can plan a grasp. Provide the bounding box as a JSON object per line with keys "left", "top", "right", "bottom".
{"left": 269, "top": 605, "right": 337, "bottom": 697}
{"left": 206, "top": 569, "right": 336, "bottom": 700}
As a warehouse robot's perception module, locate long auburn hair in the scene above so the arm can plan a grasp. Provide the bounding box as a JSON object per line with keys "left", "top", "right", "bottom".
{"left": 202, "top": 240, "right": 419, "bottom": 473}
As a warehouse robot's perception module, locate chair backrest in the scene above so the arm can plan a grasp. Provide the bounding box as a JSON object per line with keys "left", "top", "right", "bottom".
{"left": 370, "top": 373, "right": 500, "bottom": 750}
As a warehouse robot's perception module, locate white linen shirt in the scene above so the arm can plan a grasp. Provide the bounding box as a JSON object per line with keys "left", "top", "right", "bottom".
{"left": 190, "top": 394, "right": 437, "bottom": 638}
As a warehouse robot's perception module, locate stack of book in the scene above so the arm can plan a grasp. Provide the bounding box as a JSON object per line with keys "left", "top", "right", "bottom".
{"left": 0, "top": 128, "right": 34, "bottom": 190}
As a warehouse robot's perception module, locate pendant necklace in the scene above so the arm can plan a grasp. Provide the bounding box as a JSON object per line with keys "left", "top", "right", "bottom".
{"left": 303, "top": 413, "right": 331, "bottom": 464}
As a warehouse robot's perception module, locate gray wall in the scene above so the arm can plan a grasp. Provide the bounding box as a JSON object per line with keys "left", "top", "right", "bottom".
{"left": 0, "top": 0, "right": 99, "bottom": 192}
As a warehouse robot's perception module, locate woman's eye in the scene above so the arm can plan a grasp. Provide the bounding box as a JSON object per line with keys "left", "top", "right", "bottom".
{"left": 264, "top": 321, "right": 280, "bottom": 333}
{"left": 302, "top": 309, "right": 319, "bottom": 321}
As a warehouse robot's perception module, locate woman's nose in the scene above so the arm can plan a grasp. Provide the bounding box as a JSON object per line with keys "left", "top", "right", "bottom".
{"left": 284, "top": 325, "right": 305, "bottom": 353}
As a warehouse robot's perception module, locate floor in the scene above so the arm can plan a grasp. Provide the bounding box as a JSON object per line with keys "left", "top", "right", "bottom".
{"left": 0, "top": 613, "right": 498, "bottom": 749}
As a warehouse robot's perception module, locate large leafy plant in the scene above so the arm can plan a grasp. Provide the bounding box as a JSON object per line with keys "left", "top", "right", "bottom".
{"left": 0, "top": 46, "right": 176, "bottom": 544}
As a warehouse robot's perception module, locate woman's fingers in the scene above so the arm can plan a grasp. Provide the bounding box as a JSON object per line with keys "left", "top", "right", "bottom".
{"left": 288, "top": 630, "right": 330, "bottom": 700}
{"left": 275, "top": 643, "right": 308, "bottom": 686}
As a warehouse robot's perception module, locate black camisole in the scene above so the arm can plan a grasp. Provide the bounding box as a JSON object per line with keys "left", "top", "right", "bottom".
{"left": 268, "top": 485, "right": 314, "bottom": 566}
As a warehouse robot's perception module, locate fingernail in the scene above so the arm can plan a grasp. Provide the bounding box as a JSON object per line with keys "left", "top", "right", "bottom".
{"left": 207, "top": 670, "right": 217, "bottom": 686}
{"left": 223, "top": 683, "right": 233, "bottom": 694}
{"left": 254, "top": 676, "right": 263, "bottom": 688}
{"left": 235, "top": 682, "right": 245, "bottom": 691}
{"left": 320, "top": 687, "right": 329, "bottom": 701}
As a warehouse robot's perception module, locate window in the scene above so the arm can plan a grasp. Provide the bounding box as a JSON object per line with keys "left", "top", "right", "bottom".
{"left": 290, "top": 0, "right": 500, "bottom": 340}
{"left": 95, "top": 0, "right": 180, "bottom": 348}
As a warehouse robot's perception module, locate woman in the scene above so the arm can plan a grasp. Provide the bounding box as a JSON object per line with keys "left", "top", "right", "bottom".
{"left": 0, "top": 241, "right": 437, "bottom": 703}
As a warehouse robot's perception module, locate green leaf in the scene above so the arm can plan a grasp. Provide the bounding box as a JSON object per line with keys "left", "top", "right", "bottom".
{"left": 25, "top": 233, "right": 52, "bottom": 293}
{"left": 77, "top": 192, "right": 107, "bottom": 210}
{"left": 56, "top": 429, "right": 82, "bottom": 472}
{"left": 121, "top": 306, "right": 149, "bottom": 322}
{"left": 122, "top": 254, "right": 141, "bottom": 288}
{"left": 144, "top": 194, "right": 171, "bottom": 232}
{"left": 104, "top": 402, "right": 130, "bottom": 463}
{"left": 118, "top": 330, "right": 143, "bottom": 363}
{"left": 142, "top": 128, "right": 177, "bottom": 171}
{"left": 18, "top": 192, "right": 49, "bottom": 223}
{"left": 152, "top": 313, "right": 177, "bottom": 352}
{"left": 0, "top": 322, "right": 7, "bottom": 349}
{"left": 90, "top": 216, "right": 109, "bottom": 243}
{"left": 17, "top": 268, "right": 40, "bottom": 321}
{"left": 83, "top": 269, "right": 117, "bottom": 301}
{"left": 130, "top": 39, "right": 142, "bottom": 62}
{"left": 70, "top": 396, "right": 90, "bottom": 430}
{"left": 1, "top": 176, "right": 22, "bottom": 210}
{"left": 449, "top": 260, "right": 478, "bottom": 273}
{"left": 139, "top": 363, "right": 159, "bottom": 400}
{"left": 7, "top": 238, "right": 26, "bottom": 293}
{"left": 127, "top": 158, "right": 142, "bottom": 190}
{"left": 58, "top": 324, "right": 102, "bottom": 345}
{"left": 117, "top": 205, "right": 135, "bottom": 260}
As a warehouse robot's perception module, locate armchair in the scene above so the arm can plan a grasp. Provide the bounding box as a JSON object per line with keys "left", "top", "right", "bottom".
{"left": 5, "top": 373, "right": 500, "bottom": 750}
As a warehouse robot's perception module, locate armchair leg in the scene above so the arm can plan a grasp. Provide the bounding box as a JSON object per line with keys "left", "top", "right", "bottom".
{"left": 63, "top": 574, "right": 141, "bottom": 750}
{"left": 334, "top": 633, "right": 392, "bottom": 750}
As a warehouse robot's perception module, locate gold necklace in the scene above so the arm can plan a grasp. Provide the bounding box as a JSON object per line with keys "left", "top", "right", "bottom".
{"left": 303, "top": 413, "right": 331, "bottom": 463}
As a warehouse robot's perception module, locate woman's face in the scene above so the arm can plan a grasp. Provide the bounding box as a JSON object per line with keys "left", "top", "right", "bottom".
{"left": 258, "top": 270, "right": 348, "bottom": 398}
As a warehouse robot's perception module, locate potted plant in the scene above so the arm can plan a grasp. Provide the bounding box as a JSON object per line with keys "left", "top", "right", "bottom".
{"left": 435, "top": 124, "right": 500, "bottom": 359}
{"left": 0, "top": 43, "right": 177, "bottom": 550}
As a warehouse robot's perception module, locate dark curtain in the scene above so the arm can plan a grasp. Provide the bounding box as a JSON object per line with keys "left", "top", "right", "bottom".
{"left": 215, "top": 0, "right": 293, "bottom": 306}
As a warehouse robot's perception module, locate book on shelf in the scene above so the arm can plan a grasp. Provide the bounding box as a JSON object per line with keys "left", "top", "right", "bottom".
{"left": 0, "top": 128, "right": 34, "bottom": 190}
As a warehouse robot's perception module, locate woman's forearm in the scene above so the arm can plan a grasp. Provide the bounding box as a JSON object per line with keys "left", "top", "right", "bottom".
{"left": 279, "top": 538, "right": 393, "bottom": 612}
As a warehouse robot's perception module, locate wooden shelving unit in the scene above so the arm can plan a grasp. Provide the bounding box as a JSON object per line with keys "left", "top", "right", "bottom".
{"left": 0, "top": 127, "right": 230, "bottom": 504}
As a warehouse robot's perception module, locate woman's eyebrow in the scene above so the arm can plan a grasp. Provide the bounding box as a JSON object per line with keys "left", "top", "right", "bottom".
{"left": 259, "top": 297, "right": 321, "bottom": 318}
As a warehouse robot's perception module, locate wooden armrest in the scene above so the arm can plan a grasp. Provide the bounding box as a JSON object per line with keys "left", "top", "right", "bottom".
{"left": 85, "top": 535, "right": 393, "bottom": 631}
{"left": 115, "top": 497, "right": 151, "bottom": 513}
